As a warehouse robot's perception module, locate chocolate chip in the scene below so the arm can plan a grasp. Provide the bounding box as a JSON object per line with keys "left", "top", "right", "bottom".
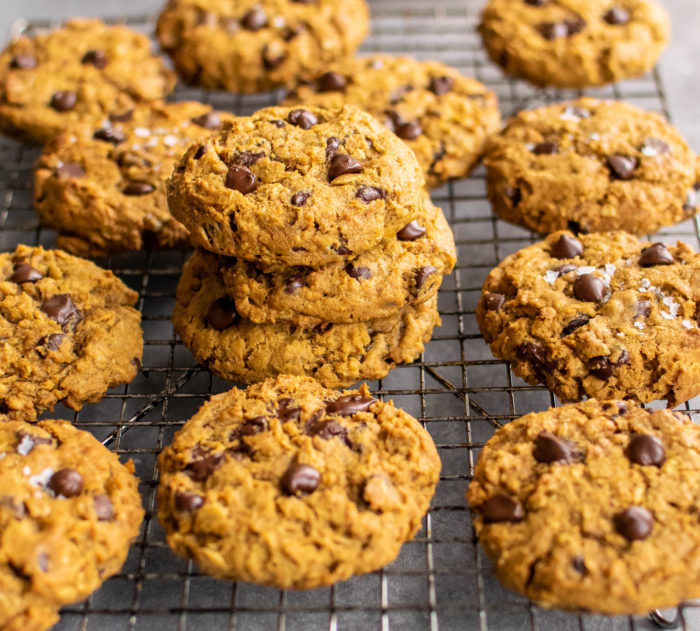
{"left": 131, "top": 357, "right": 142, "bottom": 371}
{"left": 614, "top": 402, "right": 628, "bottom": 417}
{"left": 50, "top": 91, "right": 77, "bottom": 112}
{"left": 291, "top": 192, "right": 310, "bottom": 206}
{"left": 306, "top": 419, "right": 350, "bottom": 445}
{"left": 561, "top": 314, "right": 590, "bottom": 336}
{"left": 48, "top": 468, "right": 83, "bottom": 498}
{"left": 94, "top": 126, "right": 126, "bottom": 144}
{"left": 567, "top": 220, "right": 584, "bottom": 234}
{"left": 333, "top": 244, "right": 351, "bottom": 256}
{"left": 615, "top": 506, "right": 653, "bottom": 541}
{"left": 635, "top": 300, "right": 651, "bottom": 317}
{"left": 538, "top": 21, "right": 569, "bottom": 39}
{"left": 123, "top": 182, "right": 155, "bottom": 196}
{"left": 109, "top": 110, "right": 134, "bottom": 123}
{"left": 565, "top": 18, "right": 586, "bottom": 35}
{"left": 326, "top": 393, "right": 376, "bottom": 415}
{"left": 15, "top": 429, "right": 52, "bottom": 453}
{"left": 588, "top": 356, "right": 615, "bottom": 379}
{"left": 573, "top": 274, "right": 608, "bottom": 303}
{"left": 81, "top": 49, "right": 107, "bottom": 68}
{"left": 533, "top": 431, "right": 581, "bottom": 464}
{"left": 281, "top": 463, "right": 320, "bottom": 495}
{"left": 604, "top": 7, "right": 630, "bottom": 25}
{"left": 226, "top": 165, "right": 258, "bottom": 193}
{"left": 206, "top": 297, "right": 238, "bottom": 330}
{"left": 607, "top": 154, "right": 638, "bottom": 180}
{"left": 93, "top": 495, "right": 114, "bottom": 521}
{"left": 356, "top": 186, "right": 385, "bottom": 203}
{"left": 533, "top": 140, "right": 558, "bottom": 155}
{"left": 396, "top": 121, "right": 422, "bottom": 140}
{"left": 238, "top": 417, "right": 269, "bottom": 436}
{"left": 191, "top": 111, "right": 221, "bottom": 129}
{"left": 56, "top": 162, "right": 85, "bottom": 179}
{"left": 8, "top": 263, "right": 42, "bottom": 283}
{"left": 10, "top": 54, "right": 37, "bottom": 69}
{"left": 346, "top": 264, "right": 371, "bottom": 280}
{"left": 329, "top": 154, "right": 362, "bottom": 180}
{"left": 186, "top": 450, "right": 223, "bottom": 481}
{"left": 288, "top": 109, "right": 318, "bottom": 129}
{"left": 325, "top": 137, "right": 341, "bottom": 160}
{"left": 627, "top": 434, "right": 665, "bottom": 467}
{"left": 38, "top": 333, "right": 65, "bottom": 353}
{"left": 483, "top": 292, "right": 506, "bottom": 311}
{"left": 505, "top": 186, "right": 522, "bottom": 207}
{"left": 571, "top": 555, "right": 587, "bottom": 574}
{"left": 194, "top": 146, "right": 207, "bottom": 160}
{"left": 639, "top": 243, "right": 674, "bottom": 267}
{"left": 276, "top": 398, "right": 300, "bottom": 422}
{"left": 551, "top": 233, "right": 583, "bottom": 258}
{"left": 480, "top": 495, "right": 524, "bottom": 523}
{"left": 317, "top": 71, "right": 347, "bottom": 91}
{"left": 175, "top": 491, "right": 204, "bottom": 512}
{"left": 516, "top": 342, "right": 551, "bottom": 377}
{"left": 41, "top": 294, "right": 80, "bottom": 325}
{"left": 284, "top": 277, "right": 306, "bottom": 294}
{"left": 428, "top": 75, "right": 454, "bottom": 95}
{"left": 235, "top": 150, "right": 265, "bottom": 166}
{"left": 397, "top": 220, "right": 426, "bottom": 241}
{"left": 281, "top": 25, "right": 304, "bottom": 41}
{"left": 242, "top": 7, "right": 267, "bottom": 30}
{"left": 415, "top": 266, "right": 438, "bottom": 290}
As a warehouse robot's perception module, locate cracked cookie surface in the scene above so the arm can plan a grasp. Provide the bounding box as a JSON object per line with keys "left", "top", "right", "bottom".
{"left": 484, "top": 98, "right": 698, "bottom": 235}
{"left": 0, "top": 19, "right": 176, "bottom": 144}
{"left": 166, "top": 104, "right": 426, "bottom": 266}
{"left": 467, "top": 399, "right": 700, "bottom": 614}
{"left": 157, "top": 374, "right": 440, "bottom": 588}
{"left": 173, "top": 250, "right": 440, "bottom": 388}
{"left": 477, "top": 230, "right": 700, "bottom": 406}
{"left": 0, "top": 419, "right": 143, "bottom": 631}
{"left": 0, "top": 245, "right": 143, "bottom": 420}
{"left": 479, "top": 0, "right": 670, "bottom": 88}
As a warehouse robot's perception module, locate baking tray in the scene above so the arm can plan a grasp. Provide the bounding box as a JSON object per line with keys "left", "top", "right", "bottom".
{"left": 4, "top": 2, "right": 700, "bottom": 629}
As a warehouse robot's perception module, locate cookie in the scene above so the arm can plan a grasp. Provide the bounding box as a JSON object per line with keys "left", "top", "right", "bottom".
{"left": 284, "top": 55, "right": 501, "bottom": 189}
{"left": 0, "top": 19, "right": 176, "bottom": 144}
{"left": 219, "top": 194, "right": 456, "bottom": 326}
{"left": 479, "top": 0, "right": 670, "bottom": 89}
{"left": 157, "top": 374, "right": 440, "bottom": 588}
{"left": 0, "top": 419, "right": 143, "bottom": 631}
{"left": 477, "top": 230, "right": 700, "bottom": 407}
{"left": 483, "top": 98, "right": 698, "bottom": 235}
{"left": 167, "top": 104, "right": 426, "bottom": 266}
{"left": 0, "top": 245, "right": 143, "bottom": 420}
{"left": 173, "top": 250, "right": 440, "bottom": 388}
{"left": 467, "top": 399, "right": 700, "bottom": 614}
{"left": 34, "top": 102, "right": 235, "bottom": 257}
{"left": 156, "top": 0, "right": 369, "bottom": 94}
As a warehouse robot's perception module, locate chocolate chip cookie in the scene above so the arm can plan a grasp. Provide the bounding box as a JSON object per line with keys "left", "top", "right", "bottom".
{"left": 477, "top": 230, "right": 700, "bottom": 406}
{"left": 479, "top": 0, "right": 670, "bottom": 89}
{"left": 467, "top": 399, "right": 700, "bottom": 614}
{"left": 34, "top": 101, "right": 235, "bottom": 257}
{"left": 156, "top": 0, "right": 369, "bottom": 94}
{"left": 0, "top": 419, "right": 143, "bottom": 631}
{"left": 173, "top": 250, "right": 440, "bottom": 388}
{"left": 0, "top": 18, "right": 176, "bottom": 144}
{"left": 219, "top": 194, "right": 456, "bottom": 327}
{"left": 0, "top": 245, "right": 143, "bottom": 420}
{"left": 167, "top": 105, "right": 426, "bottom": 266}
{"left": 284, "top": 55, "right": 501, "bottom": 189}
{"left": 484, "top": 98, "right": 698, "bottom": 235}
{"left": 157, "top": 374, "right": 440, "bottom": 588}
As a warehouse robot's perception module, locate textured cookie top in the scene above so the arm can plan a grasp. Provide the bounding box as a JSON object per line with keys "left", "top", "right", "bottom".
{"left": 157, "top": 374, "right": 440, "bottom": 589}
{"left": 479, "top": 0, "right": 670, "bottom": 88}
{"left": 0, "top": 245, "right": 143, "bottom": 420}
{"left": 156, "top": 0, "right": 369, "bottom": 93}
{"left": 467, "top": 399, "right": 700, "bottom": 614}
{"left": 477, "top": 231, "right": 700, "bottom": 406}
{"left": 284, "top": 55, "right": 501, "bottom": 188}
{"left": 484, "top": 98, "right": 698, "bottom": 235}
{"left": 167, "top": 105, "right": 426, "bottom": 266}
{"left": 0, "top": 19, "right": 176, "bottom": 144}
{"left": 34, "top": 101, "right": 235, "bottom": 257}
{"left": 220, "top": 194, "right": 456, "bottom": 326}
{"left": 0, "top": 419, "right": 144, "bottom": 630}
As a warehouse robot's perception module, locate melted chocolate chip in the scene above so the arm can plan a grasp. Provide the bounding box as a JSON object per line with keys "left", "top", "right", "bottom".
{"left": 48, "top": 468, "right": 84, "bottom": 498}
{"left": 276, "top": 398, "right": 300, "bottom": 422}
{"left": 538, "top": 21, "right": 569, "bottom": 39}
{"left": 235, "top": 151, "right": 265, "bottom": 167}
{"left": 94, "top": 126, "right": 126, "bottom": 144}
{"left": 328, "top": 154, "right": 362, "bottom": 180}
{"left": 588, "top": 356, "right": 616, "bottom": 379}
{"left": 123, "top": 182, "right": 155, "bottom": 195}
{"left": 483, "top": 292, "right": 506, "bottom": 311}
{"left": 356, "top": 186, "right": 385, "bottom": 203}
{"left": 325, "top": 137, "right": 341, "bottom": 160}
{"left": 242, "top": 7, "right": 267, "bottom": 30}
{"left": 191, "top": 111, "right": 221, "bottom": 129}
{"left": 615, "top": 506, "right": 653, "bottom": 541}
{"left": 291, "top": 191, "right": 310, "bottom": 206}
{"left": 175, "top": 491, "right": 204, "bottom": 512}
{"left": 317, "top": 71, "right": 347, "bottom": 91}
{"left": 345, "top": 264, "right": 371, "bottom": 280}
{"left": 50, "top": 91, "right": 77, "bottom": 112}
{"left": 571, "top": 555, "right": 587, "bottom": 574}
{"left": 206, "top": 297, "right": 238, "bottom": 330}
{"left": 41, "top": 294, "right": 80, "bottom": 325}
{"left": 505, "top": 187, "right": 522, "bottom": 207}
{"left": 573, "top": 274, "right": 608, "bottom": 303}
{"left": 326, "top": 394, "right": 376, "bottom": 415}
{"left": 9, "top": 263, "right": 42, "bottom": 283}
{"left": 627, "top": 434, "right": 665, "bottom": 467}
{"left": 396, "top": 121, "right": 422, "bottom": 140}
{"left": 238, "top": 417, "right": 269, "bottom": 436}
{"left": 93, "top": 495, "right": 114, "bottom": 521}
{"left": 635, "top": 300, "right": 651, "bottom": 318}
{"left": 516, "top": 342, "right": 551, "bottom": 377}
{"left": 604, "top": 7, "right": 630, "bottom": 25}
{"left": 607, "top": 154, "right": 638, "bottom": 180}
{"left": 281, "top": 463, "right": 320, "bottom": 495}
{"left": 186, "top": 450, "right": 223, "bottom": 481}
{"left": 288, "top": 108, "right": 318, "bottom": 129}
{"left": 10, "top": 54, "right": 37, "bottom": 69}
{"left": 306, "top": 419, "right": 350, "bottom": 445}
{"left": 109, "top": 110, "right": 134, "bottom": 123}
{"left": 561, "top": 314, "right": 590, "bottom": 336}
{"left": 565, "top": 18, "right": 586, "bottom": 35}
{"left": 56, "top": 162, "right": 85, "bottom": 178}
{"left": 37, "top": 333, "right": 64, "bottom": 356}
{"left": 397, "top": 220, "right": 426, "bottom": 241}
{"left": 415, "top": 266, "right": 438, "bottom": 290}
{"left": 480, "top": 495, "right": 525, "bottom": 523}
{"left": 533, "top": 140, "right": 558, "bottom": 155}
{"left": 533, "top": 431, "right": 581, "bottom": 464}
{"left": 639, "top": 243, "right": 674, "bottom": 267}
{"left": 551, "top": 233, "right": 583, "bottom": 258}
{"left": 81, "top": 49, "right": 107, "bottom": 68}
{"left": 284, "top": 277, "right": 306, "bottom": 294}
{"left": 429, "top": 75, "right": 454, "bottom": 95}
{"left": 226, "top": 165, "right": 258, "bottom": 193}
{"left": 333, "top": 244, "right": 351, "bottom": 256}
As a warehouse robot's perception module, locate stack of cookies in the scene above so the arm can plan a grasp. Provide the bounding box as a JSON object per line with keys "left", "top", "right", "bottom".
{"left": 167, "top": 104, "right": 456, "bottom": 387}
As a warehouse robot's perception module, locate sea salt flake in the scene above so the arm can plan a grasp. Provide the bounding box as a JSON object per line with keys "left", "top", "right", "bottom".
{"left": 604, "top": 263, "right": 616, "bottom": 276}
{"left": 22, "top": 465, "right": 30, "bottom": 475}
{"left": 577, "top": 266, "right": 596, "bottom": 276}
{"left": 589, "top": 132, "right": 601, "bottom": 141}
{"left": 543, "top": 270, "right": 559, "bottom": 285}
{"left": 634, "top": 321, "right": 645, "bottom": 329}
{"left": 660, "top": 311, "right": 674, "bottom": 320}
{"left": 641, "top": 144, "right": 659, "bottom": 157}
{"left": 133, "top": 127, "right": 150, "bottom": 138}
{"left": 662, "top": 296, "right": 680, "bottom": 316}
{"left": 616, "top": 332, "right": 625, "bottom": 338}
{"left": 16, "top": 435, "right": 34, "bottom": 456}
{"left": 682, "top": 320, "right": 693, "bottom": 329}
{"left": 29, "top": 467, "right": 54, "bottom": 489}
{"left": 163, "top": 135, "right": 178, "bottom": 147}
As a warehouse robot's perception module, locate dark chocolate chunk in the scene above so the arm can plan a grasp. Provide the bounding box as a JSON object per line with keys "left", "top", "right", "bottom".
{"left": 15, "top": 429, "right": 52, "bottom": 453}
{"left": 191, "top": 111, "right": 221, "bottom": 129}
{"left": 588, "top": 356, "right": 615, "bottom": 379}
{"left": 533, "top": 431, "right": 581, "bottom": 464}
{"left": 516, "top": 342, "right": 551, "bottom": 377}
{"left": 571, "top": 555, "right": 587, "bottom": 574}
{"left": 317, "top": 71, "right": 347, "bottom": 91}
{"left": 206, "top": 297, "right": 238, "bottom": 330}
{"left": 93, "top": 495, "right": 115, "bottom": 521}
{"left": 48, "top": 468, "right": 84, "bottom": 498}
{"left": 532, "top": 140, "right": 558, "bottom": 155}
{"left": 415, "top": 266, "right": 438, "bottom": 290}
{"left": 226, "top": 165, "right": 258, "bottom": 193}
{"left": 603, "top": 7, "right": 631, "bottom": 25}
{"left": 50, "top": 91, "right": 77, "bottom": 112}
{"left": 123, "top": 182, "right": 155, "bottom": 195}
{"left": 480, "top": 495, "right": 525, "bottom": 523}
{"left": 9, "top": 263, "right": 42, "bottom": 283}
{"left": 561, "top": 314, "right": 590, "bottom": 336}
{"left": 81, "top": 49, "right": 107, "bottom": 68}
{"left": 345, "top": 264, "right": 371, "bottom": 280}
{"left": 326, "top": 393, "right": 376, "bottom": 416}
{"left": 41, "top": 294, "right": 80, "bottom": 325}
{"left": 538, "top": 21, "right": 569, "bottom": 39}
{"left": 37, "top": 333, "right": 64, "bottom": 356}
{"left": 397, "top": 220, "right": 426, "bottom": 241}
{"left": 325, "top": 137, "right": 341, "bottom": 160}
{"left": 328, "top": 154, "right": 362, "bottom": 180}
{"left": 615, "top": 506, "right": 653, "bottom": 541}
{"left": 291, "top": 192, "right": 310, "bottom": 206}
{"left": 109, "top": 110, "right": 134, "bottom": 123}
{"left": 607, "top": 154, "right": 638, "bottom": 180}
{"left": 284, "top": 277, "right": 306, "bottom": 294}
{"left": 551, "top": 233, "right": 583, "bottom": 259}
{"left": 175, "top": 491, "right": 204, "bottom": 512}
{"left": 429, "top": 75, "right": 454, "bottom": 95}
{"left": 395, "top": 120, "right": 422, "bottom": 140}
{"left": 186, "top": 450, "right": 223, "bottom": 481}
{"left": 281, "top": 463, "right": 320, "bottom": 495}
{"left": 276, "top": 398, "right": 300, "bottom": 422}
{"left": 235, "top": 150, "right": 265, "bottom": 166}
{"left": 242, "top": 7, "right": 267, "bottom": 30}
{"left": 505, "top": 186, "right": 522, "bottom": 207}
{"left": 639, "top": 242, "right": 674, "bottom": 267}
{"left": 573, "top": 274, "right": 608, "bottom": 303}
{"left": 94, "top": 126, "right": 126, "bottom": 144}
{"left": 627, "top": 434, "right": 665, "bottom": 467}
{"left": 356, "top": 186, "right": 385, "bottom": 203}
{"left": 306, "top": 419, "right": 349, "bottom": 445}
{"left": 483, "top": 292, "right": 506, "bottom": 311}
{"left": 288, "top": 108, "right": 318, "bottom": 129}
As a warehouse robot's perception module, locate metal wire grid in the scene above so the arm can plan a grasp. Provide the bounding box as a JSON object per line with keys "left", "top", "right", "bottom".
{"left": 2, "top": 2, "right": 700, "bottom": 630}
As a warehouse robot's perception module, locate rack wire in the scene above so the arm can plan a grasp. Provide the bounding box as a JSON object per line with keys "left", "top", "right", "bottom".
{"left": 4, "top": 1, "right": 700, "bottom": 629}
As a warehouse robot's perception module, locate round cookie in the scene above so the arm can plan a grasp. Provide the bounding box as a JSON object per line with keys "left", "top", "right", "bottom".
{"left": 167, "top": 105, "right": 426, "bottom": 266}
{"left": 479, "top": 0, "right": 670, "bottom": 89}
{"left": 156, "top": 0, "right": 369, "bottom": 94}
{"left": 467, "top": 400, "right": 700, "bottom": 614}
{"left": 477, "top": 230, "right": 700, "bottom": 407}
{"left": 0, "top": 245, "right": 143, "bottom": 420}
{"left": 157, "top": 374, "right": 440, "bottom": 588}
{"left": 0, "top": 419, "right": 144, "bottom": 631}
{"left": 0, "top": 19, "right": 176, "bottom": 144}
{"left": 34, "top": 101, "right": 235, "bottom": 257}
{"left": 220, "top": 194, "right": 456, "bottom": 326}
{"left": 173, "top": 250, "right": 440, "bottom": 388}
{"left": 284, "top": 55, "right": 501, "bottom": 189}
{"left": 483, "top": 98, "right": 698, "bottom": 235}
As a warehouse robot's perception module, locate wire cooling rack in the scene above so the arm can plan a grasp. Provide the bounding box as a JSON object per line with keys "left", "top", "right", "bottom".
{"left": 4, "top": 2, "right": 700, "bottom": 630}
